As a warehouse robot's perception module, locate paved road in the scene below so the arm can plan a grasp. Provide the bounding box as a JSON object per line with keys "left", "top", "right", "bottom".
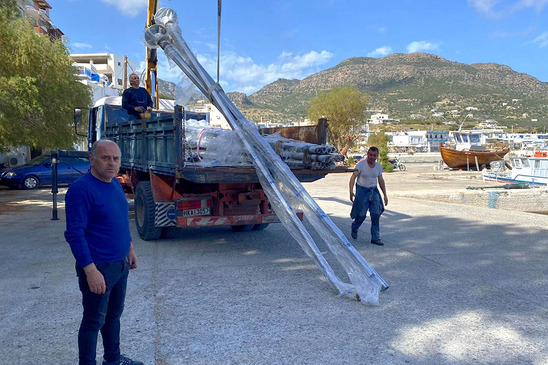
{"left": 0, "top": 169, "right": 547, "bottom": 365}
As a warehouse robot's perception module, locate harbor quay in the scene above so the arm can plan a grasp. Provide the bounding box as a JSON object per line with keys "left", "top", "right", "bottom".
{"left": 0, "top": 166, "right": 546, "bottom": 364}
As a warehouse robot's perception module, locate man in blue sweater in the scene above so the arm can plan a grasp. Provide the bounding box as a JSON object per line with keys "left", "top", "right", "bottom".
{"left": 65, "top": 139, "right": 143, "bottom": 365}
{"left": 122, "top": 73, "right": 153, "bottom": 119}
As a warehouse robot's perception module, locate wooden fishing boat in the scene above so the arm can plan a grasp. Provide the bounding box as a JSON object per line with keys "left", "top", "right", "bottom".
{"left": 440, "top": 143, "right": 509, "bottom": 170}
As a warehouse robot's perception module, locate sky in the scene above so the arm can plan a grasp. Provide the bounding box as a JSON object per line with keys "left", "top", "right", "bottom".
{"left": 48, "top": 0, "right": 548, "bottom": 95}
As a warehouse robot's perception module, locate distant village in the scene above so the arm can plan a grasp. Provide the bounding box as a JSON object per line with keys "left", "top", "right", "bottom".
{"left": 359, "top": 111, "right": 547, "bottom": 155}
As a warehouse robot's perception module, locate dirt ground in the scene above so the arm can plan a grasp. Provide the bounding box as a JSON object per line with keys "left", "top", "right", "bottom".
{"left": 1, "top": 164, "right": 547, "bottom": 365}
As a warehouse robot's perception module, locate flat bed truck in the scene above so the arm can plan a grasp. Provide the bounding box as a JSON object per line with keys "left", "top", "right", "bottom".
{"left": 81, "top": 100, "right": 337, "bottom": 241}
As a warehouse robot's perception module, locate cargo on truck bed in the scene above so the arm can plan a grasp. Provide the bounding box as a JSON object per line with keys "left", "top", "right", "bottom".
{"left": 79, "top": 98, "right": 344, "bottom": 241}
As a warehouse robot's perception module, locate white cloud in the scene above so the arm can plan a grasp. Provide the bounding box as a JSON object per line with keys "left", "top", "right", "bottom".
{"left": 155, "top": 49, "right": 333, "bottom": 94}
{"left": 367, "top": 46, "right": 393, "bottom": 57}
{"left": 468, "top": 0, "right": 498, "bottom": 15}
{"left": 531, "top": 31, "right": 548, "bottom": 47}
{"left": 406, "top": 41, "right": 440, "bottom": 53}
{"left": 71, "top": 42, "right": 92, "bottom": 49}
{"left": 100, "top": 0, "right": 147, "bottom": 17}
{"left": 513, "top": 0, "right": 548, "bottom": 12}
{"left": 491, "top": 26, "right": 535, "bottom": 39}
{"left": 469, "top": 0, "right": 548, "bottom": 16}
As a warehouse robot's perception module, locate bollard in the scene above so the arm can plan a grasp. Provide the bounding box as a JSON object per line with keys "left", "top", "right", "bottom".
{"left": 51, "top": 150, "right": 59, "bottom": 220}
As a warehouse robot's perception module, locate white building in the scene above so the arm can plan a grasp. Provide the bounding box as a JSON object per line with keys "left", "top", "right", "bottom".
{"left": 368, "top": 113, "right": 398, "bottom": 124}
{"left": 388, "top": 131, "right": 429, "bottom": 152}
{"left": 192, "top": 101, "right": 230, "bottom": 129}
{"left": 368, "top": 113, "right": 389, "bottom": 124}
{"left": 71, "top": 53, "right": 136, "bottom": 92}
{"left": 71, "top": 53, "right": 138, "bottom": 104}
{"left": 477, "top": 120, "right": 504, "bottom": 129}
{"left": 500, "top": 133, "right": 548, "bottom": 149}
{"left": 16, "top": 0, "right": 63, "bottom": 40}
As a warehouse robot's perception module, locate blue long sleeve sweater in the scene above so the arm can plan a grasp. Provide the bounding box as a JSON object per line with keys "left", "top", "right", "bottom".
{"left": 122, "top": 87, "right": 152, "bottom": 118}
{"left": 64, "top": 172, "right": 131, "bottom": 268}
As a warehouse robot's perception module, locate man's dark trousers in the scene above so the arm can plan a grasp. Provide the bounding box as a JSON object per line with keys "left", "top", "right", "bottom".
{"left": 76, "top": 260, "right": 129, "bottom": 365}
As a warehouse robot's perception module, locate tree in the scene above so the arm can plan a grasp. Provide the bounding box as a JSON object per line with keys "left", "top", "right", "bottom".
{"left": 0, "top": 0, "right": 15, "bottom": 16}
{"left": 0, "top": 3, "right": 90, "bottom": 150}
{"left": 307, "top": 86, "right": 368, "bottom": 156}
{"left": 367, "top": 132, "right": 394, "bottom": 172}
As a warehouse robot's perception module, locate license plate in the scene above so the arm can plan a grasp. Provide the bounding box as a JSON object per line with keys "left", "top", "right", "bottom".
{"left": 181, "top": 207, "right": 211, "bottom": 217}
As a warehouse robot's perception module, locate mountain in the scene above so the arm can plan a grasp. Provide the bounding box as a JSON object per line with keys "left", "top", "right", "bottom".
{"left": 243, "top": 53, "right": 548, "bottom": 127}
{"left": 158, "top": 79, "right": 176, "bottom": 99}
{"left": 159, "top": 53, "right": 548, "bottom": 128}
{"left": 158, "top": 79, "right": 207, "bottom": 104}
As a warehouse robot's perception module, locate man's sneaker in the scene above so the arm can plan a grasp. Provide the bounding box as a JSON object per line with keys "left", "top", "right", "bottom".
{"left": 103, "top": 355, "right": 144, "bottom": 365}
{"left": 351, "top": 230, "right": 358, "bottom": 239}
{"left": 371, "top": 240, "right": 384, "bottom": 246}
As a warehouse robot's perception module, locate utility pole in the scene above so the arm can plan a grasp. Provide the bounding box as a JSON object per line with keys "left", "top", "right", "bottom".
{"left": 123, "top": 55, "right": 127, "bottom": 90}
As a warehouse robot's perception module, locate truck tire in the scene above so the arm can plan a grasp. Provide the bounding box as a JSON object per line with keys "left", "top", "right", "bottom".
{"left": 231, "top": 224, "right": 254, "bottom": 232}
{"left": 252, "top": 223, "right": 270, "bottom": 230}
{"left": 135, "top": 181, "right": 162, "bottom": 241}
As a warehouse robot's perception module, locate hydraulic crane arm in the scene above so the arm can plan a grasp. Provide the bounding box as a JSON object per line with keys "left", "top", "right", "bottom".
{"left": 145, "top": 0, "right": 160, "bottom": 109}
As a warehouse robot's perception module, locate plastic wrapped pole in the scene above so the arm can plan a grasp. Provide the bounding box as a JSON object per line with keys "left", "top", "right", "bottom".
{"left": 145, "top": 9, "right": 388, "bottom": 305}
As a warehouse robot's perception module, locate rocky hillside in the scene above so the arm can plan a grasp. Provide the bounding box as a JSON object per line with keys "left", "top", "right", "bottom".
{"left": 247, "top": 53, "right": 548, "bottom": 126}
{"left": 158, "top": 79, "right": 176, "bottom": 99}
{"left": 160, "top": 53, "right": 548, "bottom": 127}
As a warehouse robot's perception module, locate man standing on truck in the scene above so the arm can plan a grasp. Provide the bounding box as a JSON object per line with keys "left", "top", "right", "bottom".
{"left": 122, "top": 73, "right": 153, "bottom": 119}
{"left": 349, "top": 146, "right": 389, "bottom": 246}
{"left": 65, "top": 139, "right": 143, "bottom": 365}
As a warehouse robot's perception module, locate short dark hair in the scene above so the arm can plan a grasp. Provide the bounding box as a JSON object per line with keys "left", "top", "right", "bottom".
{"left": 368, "top": 146, "right": 379, "bottom": 153}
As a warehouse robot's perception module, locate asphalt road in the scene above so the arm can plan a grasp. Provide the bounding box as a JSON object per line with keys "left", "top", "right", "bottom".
{"left": 0, "top": 168, "right": 547, "bottom": 365}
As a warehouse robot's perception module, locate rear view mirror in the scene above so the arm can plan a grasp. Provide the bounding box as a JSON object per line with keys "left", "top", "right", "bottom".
{"left": 74, "top": 108, "right": 82, "bottom": 127}
{"left": 73, "top": 108, "right": 87, "bottom": 137}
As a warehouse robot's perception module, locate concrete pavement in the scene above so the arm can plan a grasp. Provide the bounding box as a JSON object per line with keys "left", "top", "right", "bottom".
{"left": 0, "top": 167, "right": 547, "bottom": 364}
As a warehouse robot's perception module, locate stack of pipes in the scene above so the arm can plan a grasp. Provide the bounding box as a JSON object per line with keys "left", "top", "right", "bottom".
{"left": 183, "top": 125, "right": 344, "bottom": 170}
{"left": 267, "top": 136, "right": 344, "bottom": 170}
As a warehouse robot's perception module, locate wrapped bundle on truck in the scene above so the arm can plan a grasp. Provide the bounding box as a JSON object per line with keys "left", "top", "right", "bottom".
{"left": 78, "top": 97, "right": 345, "bottom": 241}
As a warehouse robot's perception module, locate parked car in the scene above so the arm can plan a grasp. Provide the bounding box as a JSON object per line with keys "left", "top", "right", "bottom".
{"left": 0, "top": 154, "right": 90, "bottom": 189}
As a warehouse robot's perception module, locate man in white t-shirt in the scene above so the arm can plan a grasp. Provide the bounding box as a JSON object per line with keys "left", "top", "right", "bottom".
{"left": 349, "top": 147, "right": 389, "bottom": 245}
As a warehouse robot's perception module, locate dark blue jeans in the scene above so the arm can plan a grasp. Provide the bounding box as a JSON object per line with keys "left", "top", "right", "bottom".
{"left": 351, "top": 185, "right": 384, "bottom": 242}
{"left": 76, "top": 260, "right": 129, "bottom": 365}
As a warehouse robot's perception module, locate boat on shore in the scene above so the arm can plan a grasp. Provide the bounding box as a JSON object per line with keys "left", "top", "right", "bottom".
{"left": 440, "top": 143, "right": 509, "bottom": 170}
{"left": 482, "top": 151, "right": 548, "bottom": 186}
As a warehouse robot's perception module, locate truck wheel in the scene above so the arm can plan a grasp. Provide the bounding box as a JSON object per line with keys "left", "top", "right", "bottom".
{"left": 135, "top": 181, "right": 162, "bottom": 241}
{"left": 231, "top": 224, "right": 254, "bottom": 232}
{"left": 252, "top": 223, "right": 270, "bottom": 230}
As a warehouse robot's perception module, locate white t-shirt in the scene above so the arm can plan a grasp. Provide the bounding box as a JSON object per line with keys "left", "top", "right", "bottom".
{"left": 355, "top": 160, "right": 383, "bottom": 188}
